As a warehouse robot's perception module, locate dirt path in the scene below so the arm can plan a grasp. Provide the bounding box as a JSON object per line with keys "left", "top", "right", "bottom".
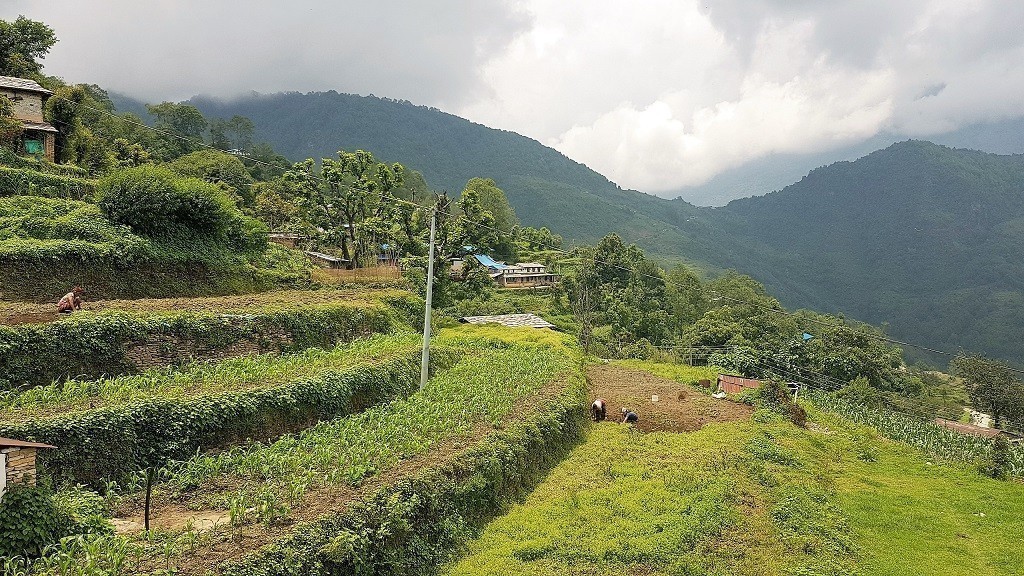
{"left": 587, "top": 364, "right": 752, "bottom": 432}
{"left": 0, "top": 288, "right": 403, "bottom": 326}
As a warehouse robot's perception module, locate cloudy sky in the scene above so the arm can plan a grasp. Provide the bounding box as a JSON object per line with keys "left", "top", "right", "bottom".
{"left": 4, "top": 0, "right": 1024, "bottom": 195}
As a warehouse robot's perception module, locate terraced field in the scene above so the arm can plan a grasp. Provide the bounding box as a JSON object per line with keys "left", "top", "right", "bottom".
{"left": 6, "top": 322, "right": 588, "bottom": 576}
{"left": 444, "top": 361, "right": 1024, "bottom": 576}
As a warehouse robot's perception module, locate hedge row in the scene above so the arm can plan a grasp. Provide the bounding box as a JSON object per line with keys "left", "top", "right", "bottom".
{"left": 0, "top": 148, "right": 90, "bottom": 178}
{"left": 220, "top": 371, "right": 588, "bottom": 576}
{"left": 0, "top": 299, "right": 414, "bottom": 391}
{"left": 1, "top": 346, "right": 459, "bottom": 487}
{"left": 0, "top": 165, "right": 95, "bottom": 200}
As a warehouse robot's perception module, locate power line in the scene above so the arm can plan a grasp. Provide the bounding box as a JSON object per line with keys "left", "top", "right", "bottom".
{"left": 49, "top": 92, "right": 1024, "bottom": 375}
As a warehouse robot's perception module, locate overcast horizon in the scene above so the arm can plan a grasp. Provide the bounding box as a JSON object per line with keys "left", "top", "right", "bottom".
{"left": 4, "top": 0, "right": 1024, "bottom": 198}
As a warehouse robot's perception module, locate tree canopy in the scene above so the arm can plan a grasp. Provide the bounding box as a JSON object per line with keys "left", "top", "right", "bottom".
{"left": 0, "top": 16, "right": 57, "bottom": 77}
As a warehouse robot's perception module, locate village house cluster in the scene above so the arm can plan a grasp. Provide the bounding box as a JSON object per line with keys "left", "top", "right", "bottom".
{"left": 452, "top": 254, "right": 559, "bottom": 288}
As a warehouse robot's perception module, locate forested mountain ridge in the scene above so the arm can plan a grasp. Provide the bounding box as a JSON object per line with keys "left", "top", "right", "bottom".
{"left": 712, "top": 140, "right": 1024, "bottom": 364}
{"left": 170, "top": 91, "right": 1024, "bottom": 364}
{"left": 186, "top": 91, "right": 707, "bottom": 253}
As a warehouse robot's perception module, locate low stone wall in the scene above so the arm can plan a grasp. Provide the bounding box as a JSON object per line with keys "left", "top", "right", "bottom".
{"left": 124, "top": 328, "right": 292, "bottom": 371}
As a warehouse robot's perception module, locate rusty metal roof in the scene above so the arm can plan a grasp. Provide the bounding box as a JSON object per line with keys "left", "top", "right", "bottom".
{"left": 0, "top": 76, "right": 53, "bottom": 95}
{"left": 459, "top": 313, "right": 556, "bottom": 329}
{"left": 0, "top": 437, "right": 56, "bottom": 449}
{"left": 934, "top": 418, "right": 1020, "bottom": 439}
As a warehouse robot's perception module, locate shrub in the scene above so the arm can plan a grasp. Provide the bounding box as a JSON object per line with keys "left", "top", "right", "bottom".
{"left": 97, "top": 165, "right": 242, "bottom": 239}
{"left": 987, "top": 435, "right": 1011, "bottom": 479}
{"left": 758, "top": 380, "right": 807, "bottom": 428}
{"left": 0, "top": 485, "right": 67, "bottom": 558}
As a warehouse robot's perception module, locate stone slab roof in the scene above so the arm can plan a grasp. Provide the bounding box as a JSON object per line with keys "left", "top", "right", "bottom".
{"left": 21, "top": 120, "right": 58, "bottom": 132}
{"left": 0, "top": 437, "right": 56, "bottom": 449}
{"left": 459, "top": 313, "right": 556, "bottom": 329}
{"left": 0, "top": 76, "right": 52, "bottom": 95}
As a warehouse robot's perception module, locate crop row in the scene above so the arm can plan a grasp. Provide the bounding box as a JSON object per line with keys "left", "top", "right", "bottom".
{"left": 158, "top": 338, "right": 572, "bottom": 511}
{"left": 2, "top": 335, "right": 454, "bottom": 486}
{"left": 0, "top": 294, "right": 419, "bottom": 391}
{"left": 808, "top": 391, "right": 1024, "bottom": 476}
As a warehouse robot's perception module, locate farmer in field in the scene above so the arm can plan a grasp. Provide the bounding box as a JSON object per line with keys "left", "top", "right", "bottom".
{"left": 57, "top": 286, "right": 84, "bottom": 314}
{"left": 591, "top": 398, "right": 607, "bottom": 421}
{"left": 621, "top": 407, "right": 638, "bottom": 425}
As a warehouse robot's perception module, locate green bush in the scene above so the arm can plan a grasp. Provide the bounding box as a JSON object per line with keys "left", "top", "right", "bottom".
{"left": 0, "top": 147, "right": 90, "bottom": 178}
{"left": 0, "top": 196, "right": 150, "bottom": 266}
{"left": 218, "top": 373, "right": 587, "bottom": 576}
{"left": 758, "top": 380, "right": 807, "bottom": 428}
{"left": 97, "top": 165, "right": 241, "bottom": 238}
{"left": 0, "top": 485, "right": 68, "bottom": 558}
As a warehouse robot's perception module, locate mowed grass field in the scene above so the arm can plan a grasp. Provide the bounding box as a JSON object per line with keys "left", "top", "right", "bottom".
{"left": 445, "top": 362, "right": 1024, "bottom": 576}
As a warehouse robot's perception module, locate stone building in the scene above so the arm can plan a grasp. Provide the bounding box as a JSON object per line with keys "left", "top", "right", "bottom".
{"left": 1, "top": 437, "right": 55, "bottom": 497}
{"left": 0, "top": 75, "right": 58, "bottom": 161}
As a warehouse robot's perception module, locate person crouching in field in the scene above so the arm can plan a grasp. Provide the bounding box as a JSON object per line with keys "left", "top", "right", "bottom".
{"left": 57, "top": 286, "right": 84, "bottom": 314}
{"left": 591, "top": 398, "right": 607, "bottom": 421}
{"left": 621, "top": 407, "right": 638, "bottom": 425}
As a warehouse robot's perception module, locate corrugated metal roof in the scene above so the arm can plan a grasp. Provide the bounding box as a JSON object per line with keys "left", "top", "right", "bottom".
{"left": 459, "top": 313, "right": 556, "bottom": 329}
{"left": 0, "top": 76, "right": 52, "bottom": 95}
{"left": 0, "top": 437, "right": 55, "bottom": 449}
{"left": 935, "top": 418, "right": 1019, "bottom": 439}
{"left": 473, "top": 254, "right": 509, "bottom": 269}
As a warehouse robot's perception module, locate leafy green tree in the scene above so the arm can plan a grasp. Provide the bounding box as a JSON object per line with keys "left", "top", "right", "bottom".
{"left": 210, "top": 115, "right": 254, "bottom": 151}
{"left": 168, "top": 150, "right": 255, "bottom": 205}
{"left": 0, "top": 16, "right": 57, "bottom": 77}
{"left": 287, "top": 150, "right": 405, "bottom": 267}
{"left": 146, "top": 102, "right": 208, "bottom": 158}
{"left": 110, "top": 138, "right": 152, "bottom": 168}
{"left": 951, "top": 354, "right": 1024, "bottom": 428}
{"left": 0, "top": 95, "right": 23, "bottom": 151}
{"left": 665, "top": 265, "right": 707, "bottom": 326}
{"left": 252, "top": 184, "right": 298, "bottom": 230}
{"left": 463, "top": 177, "right": 518, "bottom": 232}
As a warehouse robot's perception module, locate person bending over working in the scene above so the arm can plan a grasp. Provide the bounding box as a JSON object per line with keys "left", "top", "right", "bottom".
{"left": 591, "top": 398, "right": 607, "bottom": 421}
{"left": 57, "top": 286, "right": 84, "bottom": 314}
{"left": 621, "top": 407, "right": 638, "bottom": 424}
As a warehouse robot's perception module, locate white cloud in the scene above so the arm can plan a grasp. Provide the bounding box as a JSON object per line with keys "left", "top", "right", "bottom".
{"left": 461, "top": 0, "right": 1024, "bottom": 193}
{"left": 4, "top": 0, "right": 1023, "bottom": 196}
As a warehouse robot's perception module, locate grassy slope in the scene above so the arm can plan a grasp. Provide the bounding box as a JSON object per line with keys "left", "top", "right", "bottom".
{"left": 446, "top": 364, "right": 1024, "bottom": 575}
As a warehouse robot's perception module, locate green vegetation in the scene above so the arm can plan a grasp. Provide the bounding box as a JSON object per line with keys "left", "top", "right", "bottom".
{"left": 0, "top": 166, "right": 94, "bottom": 199}
{"left": 0, "top": 334, "right": 433, "bottom": 485}
{"left": 192, "top": 88, "right": 1024, "bottom": 366}
{"left": 446, "top": 400, "right": 1024, "bottom": 576}
{"left": 0, "top": 295, "right": 415, "bottom": 390}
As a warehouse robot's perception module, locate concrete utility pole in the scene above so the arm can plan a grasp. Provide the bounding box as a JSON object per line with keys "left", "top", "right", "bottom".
{"left": 420, "top": 208, "right": 437, "bottom": 390}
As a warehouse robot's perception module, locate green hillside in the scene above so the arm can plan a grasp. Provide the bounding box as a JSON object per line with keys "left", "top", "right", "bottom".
{"left": 187, "top": 92, "right": 705, "bottom": 251}
{"left": 183, "top": 92, "right": 1024, "bottom": 365}
{"left": 712, "top": 141, "right": 1024, "bottom": 364}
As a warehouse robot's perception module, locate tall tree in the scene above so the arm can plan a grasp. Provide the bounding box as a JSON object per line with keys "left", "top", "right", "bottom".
{"left": 951, "top": 354, "right": 1024, "bottom": 429}
{"left": 146, "top": 102, "right": 208, "bottom": 158}
{"left": 0, "top": 16, "right": 57, "bottom": 77}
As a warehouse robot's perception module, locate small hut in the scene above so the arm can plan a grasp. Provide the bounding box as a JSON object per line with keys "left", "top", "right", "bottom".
{"left": 1, "top": 437, "right": 55, "bottom": 497}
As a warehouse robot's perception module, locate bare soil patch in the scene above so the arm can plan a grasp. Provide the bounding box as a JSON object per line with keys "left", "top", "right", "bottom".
{"left": 587, "top": 364, "right": 752, "bottom": 432}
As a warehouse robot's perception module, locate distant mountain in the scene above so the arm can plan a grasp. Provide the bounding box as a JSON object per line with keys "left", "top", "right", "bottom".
{"left": 671, "top": 117, "right": 1024, "bottom": 206}
{"left": 128, "top": 90, "right": 1024, "bottom": 365}
{"left": 187, "top": 91, "right": 736, "bottom": 269}
{"left": 711, "top": 141, "right": 1024, "bottom": 365}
